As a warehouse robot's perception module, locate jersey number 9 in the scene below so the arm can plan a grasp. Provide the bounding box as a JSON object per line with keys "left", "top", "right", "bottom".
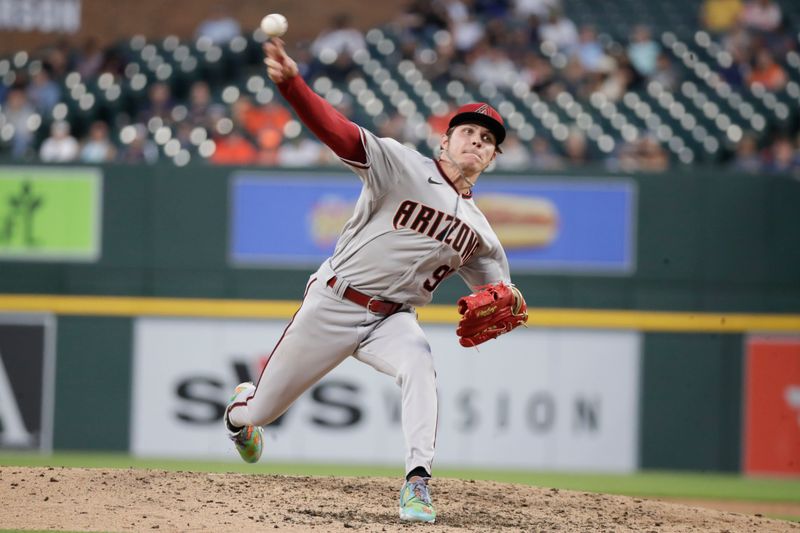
{"left": 423, "top": 264, "right": 455, "bottom": 292}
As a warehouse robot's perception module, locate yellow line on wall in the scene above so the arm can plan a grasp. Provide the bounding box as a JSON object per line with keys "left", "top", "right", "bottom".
{"left": 520, "top": 308, "right": 800, "bottom": 333}
{"left": 0, "top": 294, "right": 301, "bottom": 320}
{"left": 0, "top": 294, "right": 800, "bottom": 333}
{"left": 0, "top": 294, "right": 798, "bottom": 333}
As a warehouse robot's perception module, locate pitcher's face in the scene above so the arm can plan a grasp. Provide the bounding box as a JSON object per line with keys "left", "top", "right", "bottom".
{"left": 441, "top": 124, "right": 497, "bottom": 174}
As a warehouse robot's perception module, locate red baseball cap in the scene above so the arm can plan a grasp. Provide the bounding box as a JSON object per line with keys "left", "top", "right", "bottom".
{"left": 448, "top": 103, "right": 506, "bottom": 147}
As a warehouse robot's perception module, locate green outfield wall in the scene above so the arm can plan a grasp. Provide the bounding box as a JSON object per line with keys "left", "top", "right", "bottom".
{"left": 1, "top": 164, "right": 799, "bottom": 309}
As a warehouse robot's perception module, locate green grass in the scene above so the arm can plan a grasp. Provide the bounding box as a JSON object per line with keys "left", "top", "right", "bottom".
{"left": 2, "top": 451, "right": 799, "bottom": 504}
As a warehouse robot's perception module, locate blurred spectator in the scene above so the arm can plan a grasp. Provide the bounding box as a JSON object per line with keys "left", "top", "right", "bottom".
{"left": 170, "top": 122, "right": 193, "bottom": 153}
{"left": 138, "top": 82, "right": 174, "bottom": 125}
{"left": 722, "top": 21, "right": 752, "bottom": 58}
{"left": 231, "top": 95, "right": 291, "bottom": 140}
{"left": 495, "top": 134, "right": 531, "bottom": 170}
{"left": 650, "top": 53, "right": 680, "bottom": 91}
{"left": 503, "top": 21, "right": 538, "bottom": 63}
{"left": 26, "top": 64, "right": 61, "bottom": 115}
{"left": 636, "top": 136, "right": 669, "bottom": 172}
{"left": 513, "top": 0, "right": 560, "bottom": 19}
{"left": 396, "top": 0, "right": 449, "bottom": 41}
{"left": 615, "top": 140, "right": 637, "bottom": 172}
{"left": 473, "top": 0, "right": 509, "bottom": 19}
{"left": 75, "top": 37, "right": 104, "bottom": 79}
{"left": 417, "top": 33, "right": 461, "bottom": 86}
{"left": 617, "top": 51, "right": 644, "bottom": 90}
{"left": 3, "top": 87, "right": 36, "bottom": 159}
{"left": 39, "top": 120, "right": 79, "bottom": 162}
{"left": 277, "top": 135, "right": 325, "bottom": 167}
{"left": 530, "top": 136, "right": 565, "bottom": 170}
{"left": 592, "top": 56, "right": 632, "bottom": 102}
{"left": 616, "top": 136, "right": 668, "bottom": 173}
{"left": 738, "top": 0, "right": 781, "bottom": 33}
{"left": 310, "top": 14, "right": 366, "bottom": 80}
{"left": 118, "top": 124, "right": 158, "bottom": 164}
{"left": 255, "top": 126, "right": 284, "bottom": 165}
{"left": 731, "top": 133, "right": 762, "bottom": 173}
{"left": 382, "top": 110, "right": 422, "bottom": 146}
{"left": 311, "top": 14, "right": 366, "bottom": 57}
{"left": 559, "top": 56, "right": 591, "bottom": 99}
{"left": 42, "top": 41, "right": 71, "bottom": 79}
{"left": 451, "top": 10, "right": 486, "bottom": 53}
{"left": 79, "top": 121, "right": 116, "bottom": 163}
{"left": 186, "top": 81, "right": 214, "bottom": 128}
{"left": 440, "top": 0, "right": 469, "bottom": 27}
{"left": 467, "top": 44, "right": 517, "bottom": 87}
{"left": 211, "top": 128, "right": 257, "bottom": 165}
{"left": 195, "top": 6, "right": 242, "bottom": 45}
{"left": 627, "top": 25, "right": 659, "bottom": 77}
{"left": 522, "top": 13, "right": 543, "bottom": 53}
{"left": 538, "top": 8, "right": 578, "bottom": 54}
{"left": 520, "top": 51, "right": 556, "bottom": 92}
{"left": 718, "top": 46, "right": 749, "bottom": 88}
{"left": 481, "top": 15, "right": 512, "bottom": 49}
{"left": 576, "top": 25, "right": 606, "bottom": 73}
{"left": 763, "top": 136, "right": 799, "bottom": 175}
{"left": 98, "top": 47, "right": 126, "bottom": 79}
{"left": 793, "top": 135, "right": 800, "bottom": 178}
{"left": 377, "top": 110, "right": 409, "bottom": 142}
{"left": 397, "top": 34, "right": 419, "bottom": 63}
{"left": 747, "top": 49, "right": 787, "bottom": 91}
{"left": 205, "top": 104, "right": 230, "bottom": 139}
{"left": 287, "top": 41, "right": 320, "bottom": 80}
{"left": 563, "top": 128, "right": 589, "bottom": 165}
{"left": 700, "top": 0, "right": 744, "bottom": 33}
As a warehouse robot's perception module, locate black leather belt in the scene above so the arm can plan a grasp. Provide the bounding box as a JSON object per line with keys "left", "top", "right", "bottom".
{"left": 327, "top": 276, "right": 402, "bottom": 315}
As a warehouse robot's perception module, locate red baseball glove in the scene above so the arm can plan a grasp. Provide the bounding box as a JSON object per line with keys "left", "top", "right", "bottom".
{"left": 456, "top": 282, "right": 528, "bottom": 347}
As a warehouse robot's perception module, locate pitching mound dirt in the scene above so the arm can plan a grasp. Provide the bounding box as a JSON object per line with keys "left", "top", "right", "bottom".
{"left": 1, "top": 466, "right": 797, "bottom": 532}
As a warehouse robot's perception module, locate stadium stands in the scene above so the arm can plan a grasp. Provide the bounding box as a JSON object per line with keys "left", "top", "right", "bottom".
{"left": 0, "top": 0, "right": 798, "bottom": 174}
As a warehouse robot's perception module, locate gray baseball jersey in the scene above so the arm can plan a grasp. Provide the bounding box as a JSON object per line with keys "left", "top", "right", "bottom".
{"left": 228, "top": 124, "right": 511, "bottom": 479}
{"left": 332, "top": 127, "right": 510, "bottom": 306}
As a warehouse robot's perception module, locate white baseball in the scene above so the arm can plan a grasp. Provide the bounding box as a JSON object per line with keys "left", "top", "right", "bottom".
{"left": 260, "top": 13, "right": 288, "bottom": 38}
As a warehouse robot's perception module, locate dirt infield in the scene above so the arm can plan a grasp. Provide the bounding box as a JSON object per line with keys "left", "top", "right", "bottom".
{"left": 1, "top": 466, "right": 797, "bottom": 532}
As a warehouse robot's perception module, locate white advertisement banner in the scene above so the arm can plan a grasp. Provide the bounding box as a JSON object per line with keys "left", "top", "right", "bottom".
{"left": 0, "top": 0, "right": 81, "bottom": 32}
{"left": 132, "top": 317, "right": 640, "bottom": 471}
{"left": 0, "top": 314, "right": 56, "bottom": 452}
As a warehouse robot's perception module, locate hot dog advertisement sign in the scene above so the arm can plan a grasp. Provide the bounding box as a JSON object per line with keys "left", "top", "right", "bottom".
{"left": 230, "top": 174, "right": 636, "bottom": 274}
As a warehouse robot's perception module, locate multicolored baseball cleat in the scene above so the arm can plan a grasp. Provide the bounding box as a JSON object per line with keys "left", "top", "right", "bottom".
{"left": 399, "top": 478, "right": 436, "bottom": 523}
{"left": 224, "top": 382, "right": 263, "bottom": 464}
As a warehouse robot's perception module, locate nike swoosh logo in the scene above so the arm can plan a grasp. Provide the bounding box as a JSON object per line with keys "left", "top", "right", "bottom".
{"left": 427, "top": 177, "right": 442, "bottom": 185}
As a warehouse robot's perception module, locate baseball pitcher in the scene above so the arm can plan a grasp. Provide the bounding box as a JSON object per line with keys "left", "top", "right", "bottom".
{"left": 224, "top": 37, "right": 528, "bottom": 523}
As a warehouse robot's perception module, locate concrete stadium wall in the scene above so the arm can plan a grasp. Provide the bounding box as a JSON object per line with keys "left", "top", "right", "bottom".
{"left": 0, "top": 0, "right": 405, "bottom": 54}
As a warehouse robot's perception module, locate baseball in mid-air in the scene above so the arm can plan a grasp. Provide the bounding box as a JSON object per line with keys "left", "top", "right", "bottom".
{"left": 260, "top": 13, "right": 288, "bottom": 38}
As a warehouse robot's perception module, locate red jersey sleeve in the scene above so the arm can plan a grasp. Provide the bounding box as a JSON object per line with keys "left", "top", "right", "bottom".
{"left": 277, "top": 76, "right": 367, "bottom": 164}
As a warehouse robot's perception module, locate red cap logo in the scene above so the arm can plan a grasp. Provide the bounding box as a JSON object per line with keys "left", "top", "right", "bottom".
{"left": 448, "top": 103, "right": 506, "bottom": 145}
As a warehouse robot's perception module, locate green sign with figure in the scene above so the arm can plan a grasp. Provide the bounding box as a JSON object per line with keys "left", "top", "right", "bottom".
{"left": 0, "top": 167, "right": 102, "bottom": 261}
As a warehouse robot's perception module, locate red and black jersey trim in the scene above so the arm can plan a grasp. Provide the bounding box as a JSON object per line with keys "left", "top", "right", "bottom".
{"left": 338, "top": 127, "right": 370, "bottom": 169}
{"left": 255, "top": 277, "right": 318, "bottom": 389}
{"left": 226, "top": 278, "right": 318, "bottom": 422}
{"left": 434, "top": 160, "right": 473, "bottom": 199}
